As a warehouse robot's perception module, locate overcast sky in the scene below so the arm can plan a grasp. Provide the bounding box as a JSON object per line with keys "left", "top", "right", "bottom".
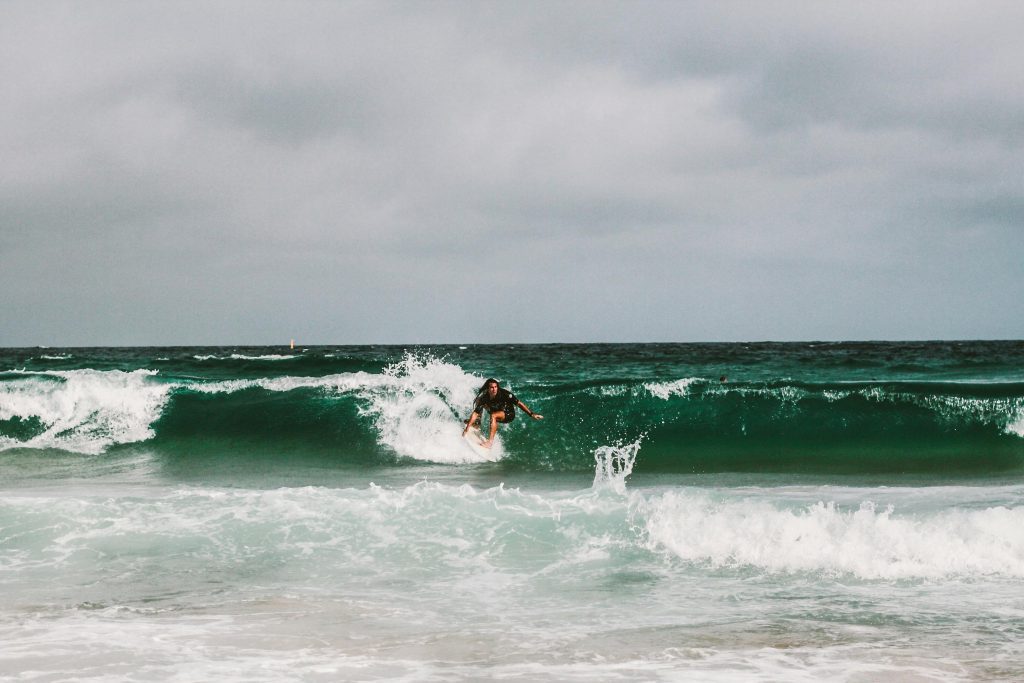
{"left": 2, "top": 1, "right": 1022, "bottom": 345}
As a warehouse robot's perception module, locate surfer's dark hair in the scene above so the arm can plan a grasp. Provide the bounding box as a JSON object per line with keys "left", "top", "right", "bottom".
{"left": 477, "top": 378, "right": 500, "bottom": 395}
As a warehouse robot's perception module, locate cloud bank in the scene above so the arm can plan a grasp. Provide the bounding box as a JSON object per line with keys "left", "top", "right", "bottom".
{"left": 2, "top": 1, "right": 1022, "bottom": 344}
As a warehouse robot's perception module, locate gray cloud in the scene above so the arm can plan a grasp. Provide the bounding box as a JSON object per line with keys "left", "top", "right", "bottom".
{"left": 1, "top": 1, "right": 1022, "bottom": 344}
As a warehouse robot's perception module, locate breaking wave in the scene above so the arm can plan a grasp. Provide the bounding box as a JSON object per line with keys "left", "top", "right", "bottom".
{"left": 2, "top": 354, "right": 1023, "bottom": 473}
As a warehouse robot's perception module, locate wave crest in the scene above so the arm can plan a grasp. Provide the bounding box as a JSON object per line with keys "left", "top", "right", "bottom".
{"left": 0, "top": 370, "right": 170, "bottom": 454}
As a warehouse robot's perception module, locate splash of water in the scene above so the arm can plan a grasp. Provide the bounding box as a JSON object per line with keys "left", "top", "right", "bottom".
{"left": 592, "top": 438, "right": 643, "bottom": 493}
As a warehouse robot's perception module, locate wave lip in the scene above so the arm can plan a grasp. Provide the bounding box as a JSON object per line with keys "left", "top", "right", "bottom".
{"left": 179, "top": 353, "right": 500, "bottom": 464}
{"left": 184, "top": 372, "right": 385, "bottom": 395}
{"left": 193, "top": 354, "right": 299, "bottom": 361}
{"left": 0, "top": 354, "right": 505, "bottom": 463}
{"left": 5, "top": 351, "right": 1023, "bottom": 467}
{"left": 644, "top": 378, "right": 701, "bottom": 400}
{"left": 0, "top": 369, "right": 171, "bottom": 454}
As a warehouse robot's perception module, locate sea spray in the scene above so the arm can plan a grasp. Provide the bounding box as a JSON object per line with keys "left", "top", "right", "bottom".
{"left": 593, "top": 438, "right": 643, "bottom": 493}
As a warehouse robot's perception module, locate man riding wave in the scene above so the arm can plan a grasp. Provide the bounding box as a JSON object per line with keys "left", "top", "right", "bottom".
{"left": 462, "top": 378, "right": 543, "bottom": 448}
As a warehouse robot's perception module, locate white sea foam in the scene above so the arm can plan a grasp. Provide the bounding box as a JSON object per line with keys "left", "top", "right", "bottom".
{"left": 0, "top": 370, "right": 171, "bottom": 454}
{"left": 192, "top": 353, "right": 297, "bottom": 361}
{"left": 640, "top": 490, "right": 1024, "bottom": 579}
{"left": 2, "top": 481, "right": 1021, "bottom": 681}
{"left": 596, "top": 384, "right": 630, "bottom": 397}
{"left": 0, "top": 616, "right": 981, "bottom": 683}
{"left": 366, "top": 353, "right": 502, "bottom": 463}
{"left": 1006, "top": 407, "right": 1024, "bottom": 437}
{"left": 187, "top": 372, "right": 385, "bottom": 395}
{"left": 822, "top": 389, "right": 852, "bottom": 401}
{"left": 593, "top": 439, "right": 642, "bottom": 493}
{"left": 644, "top": 378, "right": 700, "bottom": 399}
{"left": 9, "top": 481, "right": 1024, "bottom": 585}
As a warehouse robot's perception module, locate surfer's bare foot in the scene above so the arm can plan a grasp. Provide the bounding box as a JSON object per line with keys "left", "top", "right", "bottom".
{"left": 481, "top": 440, "right": 492, "bottom": 449}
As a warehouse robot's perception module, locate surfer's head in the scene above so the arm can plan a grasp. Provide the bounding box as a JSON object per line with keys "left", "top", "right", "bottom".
{"left": 480, "top": 378, "right": 500, "bottom": 397}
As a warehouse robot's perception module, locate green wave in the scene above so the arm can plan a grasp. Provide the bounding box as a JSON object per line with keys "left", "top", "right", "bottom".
{"left": 129, "top": 378, "right": 1024, "bottom": 474}
{"left": 3, "top": 342, "right": 1023, "bottom": 475}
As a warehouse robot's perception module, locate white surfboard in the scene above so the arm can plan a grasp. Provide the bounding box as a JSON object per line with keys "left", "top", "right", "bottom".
{"left": 462, "top": 425, "right": 497, "bottom": 460}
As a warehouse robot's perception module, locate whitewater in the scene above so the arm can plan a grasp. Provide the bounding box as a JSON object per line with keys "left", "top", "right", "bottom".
{"left": 2, "top": 343, "right": 1024, "bottom": 681}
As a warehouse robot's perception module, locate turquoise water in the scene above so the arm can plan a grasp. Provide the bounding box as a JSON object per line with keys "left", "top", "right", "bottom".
{"left": 2, "top": 343, "right": 1024, "bottom": 680}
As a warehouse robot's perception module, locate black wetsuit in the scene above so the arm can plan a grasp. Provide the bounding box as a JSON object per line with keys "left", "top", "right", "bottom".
{"left": 474, "top": 388, "right": 517, "bottom": 423}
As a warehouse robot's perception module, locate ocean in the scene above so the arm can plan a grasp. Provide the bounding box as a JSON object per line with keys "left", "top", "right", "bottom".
{"left": 2, "top": 342, "right": 1023, "bottom": 681}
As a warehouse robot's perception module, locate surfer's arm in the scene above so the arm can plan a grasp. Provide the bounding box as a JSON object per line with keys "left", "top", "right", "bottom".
{"left": 516, "top": 399, "right": 543, "bottom": 420}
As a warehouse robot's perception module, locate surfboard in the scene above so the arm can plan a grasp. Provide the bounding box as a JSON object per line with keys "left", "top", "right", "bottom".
{"left": 462, "top": 426, "right": 492, "bottom": 458}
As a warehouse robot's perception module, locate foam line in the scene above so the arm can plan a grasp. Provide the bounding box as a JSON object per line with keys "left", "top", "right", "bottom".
{"left": 640, "top": 491, "right": 1024, "bottom": 579}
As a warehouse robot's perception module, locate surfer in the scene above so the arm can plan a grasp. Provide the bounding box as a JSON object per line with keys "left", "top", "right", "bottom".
{"left": 462, "top": 378, "right": 543, "bottom": 448}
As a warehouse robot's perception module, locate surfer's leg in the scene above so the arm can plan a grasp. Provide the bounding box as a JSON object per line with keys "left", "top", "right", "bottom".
{"left": 484, "top": 411, "right": 505, "bottom": 447}
{"left": 462, "top": 410, "right": 481, "bottom": 438}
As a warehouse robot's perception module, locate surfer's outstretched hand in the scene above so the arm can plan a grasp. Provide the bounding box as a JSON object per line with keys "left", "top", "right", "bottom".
{"left": 531, "top": 414, "right": 544, "bottom": 420}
